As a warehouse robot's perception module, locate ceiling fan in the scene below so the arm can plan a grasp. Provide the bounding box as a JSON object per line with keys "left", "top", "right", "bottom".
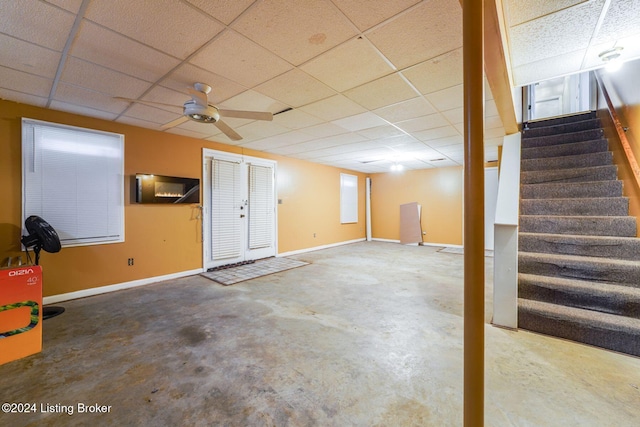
{"left": 115, "top": 83, "right": 273, "bottom": 141}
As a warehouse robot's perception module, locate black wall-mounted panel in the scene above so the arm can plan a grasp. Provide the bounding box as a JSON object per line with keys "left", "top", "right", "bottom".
{"left": 135, "top": 174, "right": 200, "bottom": 204}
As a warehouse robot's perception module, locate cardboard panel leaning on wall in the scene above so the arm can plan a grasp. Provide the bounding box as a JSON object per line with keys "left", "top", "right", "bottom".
{"left": 370, "top": 166, "right": 463, "bottom": 245}
{"left": 0, "top": 99, "right": 366, "bottom": 297}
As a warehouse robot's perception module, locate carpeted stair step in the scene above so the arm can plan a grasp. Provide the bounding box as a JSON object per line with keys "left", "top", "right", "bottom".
{"left": 520, "top": 180, "right": 623, "bottom": 199}
{"left": 519, "top": 232, "right": 640, "bottom": 260}
{"left": 519, "top": 273, "right": 640, "bottom": 318}
{"left": 522, "top": 139, "right": 608, "bottom": 159}
{"left": 519, "top": 215, "right": 636, "bottom": 236}
{"left": 520, "top": 197, "right": 629, "bottom": 216}
{"left": 521, "top": 165, "right": 617, "bottom": 184}
{"left": 521, "top": 129, "right": 605, "bottom": 149}
{"left": 518, "top": 298, "right": 640, "bottom": 357}
{"left": 524, "top": 111, "right": 597, "bottom": 129}
{"left": 521, "top": 151, "right": 613, "bottom": 172}
{"left": 522, "top": 118, "right": 602, "bottom": 139}
{"left": 518, "top": 251, "right": 640, "bottom": 285}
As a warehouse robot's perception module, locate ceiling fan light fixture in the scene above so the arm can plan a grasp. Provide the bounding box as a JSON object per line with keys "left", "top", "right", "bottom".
{"left": 184, "top": 102, "right": 220, "bottom": 124}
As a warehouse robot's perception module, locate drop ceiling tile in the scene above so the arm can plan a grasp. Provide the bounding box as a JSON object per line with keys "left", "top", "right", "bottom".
{"left": 49, "top": 100, "right": 118, "bottom": 121}
{"left": 0, "top": 33, "right": 60, "bottom": 79}
{"left": 298, "top": 94, "right": 367, "bottom": 121}
{"left": 121, "top": 103, "right": 183, "bottom": 125}
{"left": 357, "top": 125, "right": 405, "bottom": 140}
{"left": 375, "top": 134, "right": 419, "bottom": 148}
{"left": 413, "top": 125, "right": 460, "bottom": 142}
{"left": 273, "top": 109, "right": 323, "bottom": 130}
{"left": 70, "top": 21, "right": 180, "bottom": 82}
{"left": 85, "top": 0, "right": 224, "bottom": 59}
{"left": 185, "top": 0, "right": 255, "bottom": 25}
{"left": 485, "top": 99, "right": 500, "bottom": 118}
{"left": 485, "top": 127, "right": 505, "bottom": 139}
{"left": 442, "top": 108, "right": 463, "bottom": 125}
{"left": 411, "top": 147, "right": 449, "bottom": 161}
{"left": 300, "top": 37, "right": 395, "bottom": 92}
{"left": 0, "top": 65, "right": 52, "bottom": 98}
{"left": 374, "top": 97, "right": 437, "bottom": 123}
{"left": 168, "top": 127, "right": 215, "bottom": 140}
{"left": 298, "top": 140, "right": 381, "bottom": 160}
{"left": 512, "top": 49, "right": 585, "bottom": 87}
{"left": 254, "top": 69, "right": 335, "bottom": 107}
{"left": 331, "top": 0, "right": 421, "bottom": 31}
{"left": 426, "top": 135, "right": 463, "bottom": 148}
{"left": 508, "top": 0, "right": 604, "bottom": 67}
{"left": 115, "top": 116, "right": 163, "bottom": 130}
{"left": 231, "top": 120, "right": 290, "bottom": 142}
{"left": 344, "top": 73, "right": 419, "bottom": 110}
{"left": 45, "top": 0, "right": 83, "bottom": 12}
{"left": 138, "top": 86, "right": 189, "bottom": 115}
{"left": 279, "top": 133, "right": 368, "bottom": 156}
{"left": 332, "top": 112, "right": 388, "bottom": 131}
{"left": 190, "top": 30, "right": 293, "bottom": 88}
{"left": 402, "top": 48, "right": 463, "bottom": 95}
{"left": 485, "top": 137, "right": 504, "bottom": 147}
{"left": 0, "top": 1, "right": 75, "bottom": 50}
{"left": 240, "top": 131, "right": 315, "bottom": 151}
{"left": 0, "top": 88, "right": 47, "bottom": 107}
{"left": 454, "top": 123, "right": 465, "bottom": 135}
{"left": 486, "top": 115, "right": 504, "bottom": 130}
{"left": 367, "top": 0, "right": 462, "bottom": 70}
{"left": 299, "top": 122, "right": 350, "bottom": 138}
{"left": 54, "top": 82, "right": 131, "bottom": 114}
{"left": 425, "top": 84, "right": 463, "bottom": 112}
{"left": 218, "top": 90, "right": 288, "bottom": 115}
{"left": 60, "top": 57, "right": 150, "bottom": 101}
{"left": 594, "top": 0, "right": 640, "bottom": 44}
{"left": 505, "top": 0, "right": 588, "bottom": 26}
{"left": 395, "top": 113, "right": 450, "bottom": 133}
{"left": 232, "top": 0, "right": 358, "bottom": 65}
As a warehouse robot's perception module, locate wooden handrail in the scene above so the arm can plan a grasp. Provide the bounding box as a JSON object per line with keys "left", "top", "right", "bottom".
{"left": 594, "top": 71, "right": 640, "bottom": 192}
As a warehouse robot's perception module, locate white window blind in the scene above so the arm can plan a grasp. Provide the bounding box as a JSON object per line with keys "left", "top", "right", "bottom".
{"left": 248, "top": 163, "right": 274, "bottom": 250}
{"left": 22, "top": 119, "right": 124, "bottom": 246}
{"left": 211, "top": 158, "right": 242, "bottom": 260}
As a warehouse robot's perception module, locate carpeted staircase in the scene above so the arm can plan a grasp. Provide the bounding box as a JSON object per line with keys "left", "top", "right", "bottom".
{"left": 518, "top": 111, "right": 640, "bottom": 357}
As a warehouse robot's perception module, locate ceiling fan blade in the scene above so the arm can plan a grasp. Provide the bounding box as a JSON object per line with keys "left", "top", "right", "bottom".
{"left": 114, "top": 97, "right": 180, "bottom": 109}
{"left": 161, "top": 116, "right": 189, "bottom": 130}
{"left": 214, "top": 119, "right": 242, "bottom": 141}
{"left": 187, "top": 88, "right": 209, "bottom": 107}
{"left": 218, "top": 109, "right": 273, "bottom": 121}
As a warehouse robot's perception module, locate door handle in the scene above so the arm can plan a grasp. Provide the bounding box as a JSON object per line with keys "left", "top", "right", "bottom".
{"left": 240, "top": 214, "right": 245, "bottom": 218}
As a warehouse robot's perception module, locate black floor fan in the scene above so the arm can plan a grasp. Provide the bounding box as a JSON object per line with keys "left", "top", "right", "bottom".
{"left": 20, "top": 215, "right": 65, "bottom": 320}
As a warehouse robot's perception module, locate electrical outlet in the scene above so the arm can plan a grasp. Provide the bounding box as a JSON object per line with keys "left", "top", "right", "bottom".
{"left": 128, "top": 258, "right": 134, "bottom": 266}
{"left": 313, "top": 233, "right": 316, "bottom": 238}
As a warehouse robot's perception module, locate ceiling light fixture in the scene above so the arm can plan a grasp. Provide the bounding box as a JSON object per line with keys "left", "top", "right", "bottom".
{"left": 599, "top": 47, "right": 624, "bottom": 73}
{"left": 390, "top": 163, "right": 404, "bottom": 172}
{"left": 184, "top": 101, "right": 219, "bottom": 123}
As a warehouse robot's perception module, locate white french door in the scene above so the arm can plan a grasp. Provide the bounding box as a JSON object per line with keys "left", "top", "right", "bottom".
{"left": 202, "top": 149, "right": 277, "bottom": 270}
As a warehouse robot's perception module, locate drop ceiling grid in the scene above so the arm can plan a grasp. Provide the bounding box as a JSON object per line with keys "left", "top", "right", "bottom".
{"left": 0, "top": 0, "right": 513, "bottom": 173}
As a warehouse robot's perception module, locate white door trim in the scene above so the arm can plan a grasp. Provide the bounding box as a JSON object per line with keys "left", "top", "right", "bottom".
{"left": 202, "top": 149, "right": 278, "bottom": 271}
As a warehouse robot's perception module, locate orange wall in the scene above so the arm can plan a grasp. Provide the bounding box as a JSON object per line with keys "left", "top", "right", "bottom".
{"left": 370, "top": 166, "right": 463, "bottom": 245}
{"left": 0, "top": 100, "right": 365, "bottom": 297}
{"left": 596, "top": 89, "right": 640, "bottom": 236}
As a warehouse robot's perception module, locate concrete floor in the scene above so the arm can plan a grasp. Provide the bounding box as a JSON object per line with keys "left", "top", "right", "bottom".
{"left": 1, "top": 241, "right": 639, "bottom": 426}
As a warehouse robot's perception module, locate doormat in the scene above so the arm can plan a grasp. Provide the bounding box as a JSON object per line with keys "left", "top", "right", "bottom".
{"left": 200, "top": 257, "right": 309, "bottom": 286}
{"left": 438, "top": 247, "right": 494, "bottom": 257}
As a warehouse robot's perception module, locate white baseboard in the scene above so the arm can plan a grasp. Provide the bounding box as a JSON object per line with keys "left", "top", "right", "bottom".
{"left": 278, "top": 238, "right": 366, "bottom": 257}
{"left": 43, "top": 268, "right": 202, "bottom": 305}
{"left": 422, "top": 242, "right": 463, "bottom": 248}
{"left": 371, "top": 238, "right": 401, "bottom": 243}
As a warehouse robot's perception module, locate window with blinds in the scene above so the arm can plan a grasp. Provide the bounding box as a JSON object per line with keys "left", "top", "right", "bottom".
{"left": 211, "top": 158, "right": 242, "bottom": 260}
{"left": 22, "top": 119, "right": 124, "bottom": 247}
{"left": 248, "top": 163, "right": 274, "bottom": 250}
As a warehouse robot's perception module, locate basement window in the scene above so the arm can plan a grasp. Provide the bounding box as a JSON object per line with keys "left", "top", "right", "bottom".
{"left": 22, "top": 118, "right": 125, "bottom": 247}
